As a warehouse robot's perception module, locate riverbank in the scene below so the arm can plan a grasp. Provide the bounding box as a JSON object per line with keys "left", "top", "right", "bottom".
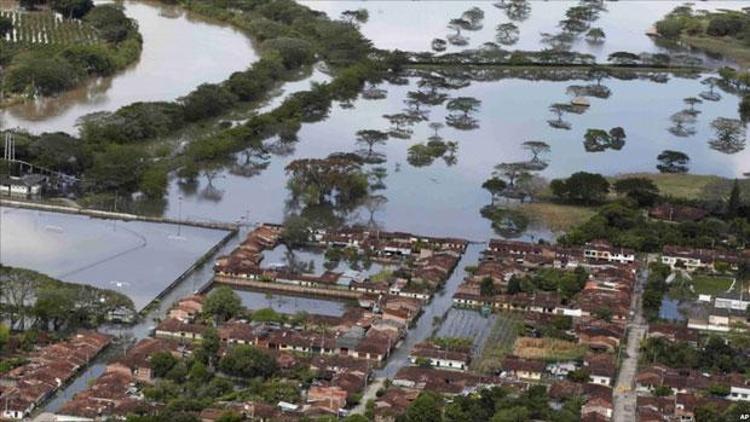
{"left": 682, "top": 35, "right": 750, "bottom": 69}
{"left": 0, "top": 3, "right": 143, "bottom": 104}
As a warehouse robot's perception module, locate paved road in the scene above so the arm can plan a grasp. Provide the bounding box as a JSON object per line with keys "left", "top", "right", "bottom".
{"left": 613, "top": 267, "right": 649, "bottom": 422}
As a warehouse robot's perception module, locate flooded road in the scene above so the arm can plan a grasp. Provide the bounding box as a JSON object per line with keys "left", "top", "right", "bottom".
{"left": 0, "top": 0, "right": 257, "bottom": 134}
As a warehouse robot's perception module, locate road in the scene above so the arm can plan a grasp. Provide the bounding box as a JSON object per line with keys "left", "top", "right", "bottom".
{"left": 613, "top": 267, "right": 649, "bottom": 422}
{"left": 351, "top": 377, "right": 385, "bottom": 415}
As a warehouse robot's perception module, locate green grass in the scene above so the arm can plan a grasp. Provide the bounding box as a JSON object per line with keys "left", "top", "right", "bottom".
{"left": 516, "top": 202, "right": 597, "bottom": 233}
{"left": 691, "top": 275, "right": 734, "bottom": 297}
{"left": 471, "top": 313, "right": 520, "bottom": 374}
{"left": 682, "top": 35, "right": 750, "bottom": 68}
{"left": 612, "top": 173, "right": 727, "bottom": 200}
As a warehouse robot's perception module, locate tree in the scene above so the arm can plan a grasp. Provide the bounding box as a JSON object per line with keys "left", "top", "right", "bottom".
{"left": 480, "top": 277, "right": 496, "bottom": 297}
{"left": 496, "top": 22, "right": 520, "bottom": 45}
{"left": 402, "top": 391, "right": 443, "bottom": 422}
{"left": 340, "top": 9, "right": 369, "bottom": 25}
{"left": 494, "top": 162, "right": 532, "bottom": 187}
{"left": 33, "top": 287, "right": 75, "bottom": 331}
{"left": 728, "top": 179, "right": 742, "bottom": 219}
{"left": 583, "top": 128, "right": 625, "bottom": 152}
{"left": 203, "top": 286, "right": 242, "bottom": 325}
{"left": 52, "top": 0, "right": 94, "bottom": 18}
{"left": 740, "top": 95, "right": 750, "bottom": 124}
{"left": 261, "top": 37, "right": 316, "bottom": 69}
{"left": 0, "top": 17, "right": 12, "bottom": 37}
{"left": 482, "top": 177, "right": 508, "bottom": 206}
{"left": 445, "top": 97, "right": 477, "bottom": 116}
{"left": 285, "top": 156, "right": 369, "bottom": 208}
{"left": 656, "top": 150, "right": 690, "bottom": 173}
{"left": 669, "top": 111, "right": 697, "bottom": 137}
{"left": 684, "top": 96, "right": 703, "bottom": 112}
{"left": 428, "top": 122, "right": 444, "bottom": 140}
{"left": 180, "top": 83, "right": 237, "bottom": 122}
{"left": 218, "top": 345, "right": 277, "bottom": 379}
{"left": 355, "top": 129, "right": 388, "bottom": 156}
{"left": 522, "top": 141, "right": 550, "bottom": 162}
{"left": 709, "top": 117, "right": 746, "bottom": 154}
{"left": 150, "top": 351, "right": 178, "bottom": 378}
{"left": 586, "top": 27, "right": 605, "bottom": 43}
{"left": 83, "top": 4, "right": 137, "bottom": 43}
{"left": 701, "top": 76, "right": 722, "bottom": 101}
{"left": 19, "top": 0, "right": 46, "bottom": 10}
{"left": 550, "top": 172, "right": 610, "bottom": 205}
{"left": 0, "top": 324, "right": 9, "bottom": 354}
{"left": 613, "top": 177, "right": 660, "bottom": 207}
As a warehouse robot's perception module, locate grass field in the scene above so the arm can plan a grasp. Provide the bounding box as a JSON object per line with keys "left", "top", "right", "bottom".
{"left": 691, "top": 275, "right": 734, "bottom": 297}
{"left": 0, "top": 10, "right": 99, "bottom": 46}
{"left": 517, "top": 202, "right": 597, "bottom": 233}
{"left": 513, "top": 337, "right": 587, "bottom": 362}
{"left": 612, "top": 173, "right": 750, "bottom": 202}
{"left": 683, "top": 35, "right": 750, "bottom": 68}
{"left": 471, "top": 313, "right": 521, "bottom": 374}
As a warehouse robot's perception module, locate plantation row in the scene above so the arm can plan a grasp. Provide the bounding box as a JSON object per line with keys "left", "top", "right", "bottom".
{"left": 0, "top": 10, "right": 98, "bottom": 45}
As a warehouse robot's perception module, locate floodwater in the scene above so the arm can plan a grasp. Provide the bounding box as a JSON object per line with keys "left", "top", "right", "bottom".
{"left": 0, "top": 207, "right": 229, "bottom": 310}
{"left": 165, "top": 73, "right": 745, "bottom": 240}
{"left": 301, "top": 1, "right": 746, "bottom": 64}
{"left": 233, "top": 289, "right": 349, "bottom": 317}
{"left": 0, "top": 0, "right": 257, "bottom": 134}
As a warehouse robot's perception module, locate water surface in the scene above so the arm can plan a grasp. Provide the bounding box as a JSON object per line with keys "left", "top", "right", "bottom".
{"left": 0, "top": 0, "right": 257, "bottom": 134}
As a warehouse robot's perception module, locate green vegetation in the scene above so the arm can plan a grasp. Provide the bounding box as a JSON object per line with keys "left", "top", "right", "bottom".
{"left": 399, "top": 385, "right": 583, "bottom": 422}
{"left": 1, "top": 4, "right": 142, "bottom": 98}
{"left": 691, "top": 274, "right": 734, "bottom": 297}
{"left": 8, "top": 0, "right": 383, "bottom": 208}
{"left": 508, "top": 267, "right": 589, "bottom": 302}
{"left": 642, "top": 262, "right": 671, "bottom": 321}
{"left": 472, "top": 313, "right": 521, "bottom": 374}
{"left": 0, "top": 265, "right": 134, "bottom": 331}
{"left": 654, "top": 5, "right": 750, "bottom": 67}
{"left": 641, "top": 334, "right": 750, "bottom": 375}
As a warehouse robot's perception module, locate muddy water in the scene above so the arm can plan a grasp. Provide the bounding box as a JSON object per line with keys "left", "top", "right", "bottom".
{"left": 0, "top": 0, "right": 257, "bottom": 134}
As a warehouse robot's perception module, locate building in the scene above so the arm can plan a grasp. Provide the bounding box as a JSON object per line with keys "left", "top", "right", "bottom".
{"left": 0, "top": 175, "right": 45, "bottom": 196}
{"left": 408, "top": 342, "right": 470, "bottom": 371}
{"left": 583, "top": 240, "right": 635, "bottom": 264}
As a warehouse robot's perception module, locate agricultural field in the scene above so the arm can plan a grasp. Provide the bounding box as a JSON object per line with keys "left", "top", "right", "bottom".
{"left": 513, "top": 337, "right": 587, "bottom": 362}
{"left": 0, "top": 10, "right": 98, "bottom": 45}
{"left": 437, "top": 309, "right": 496, "bottom": 356}
{"left": 470, "top": 313, "right": 521, "bottom": 374}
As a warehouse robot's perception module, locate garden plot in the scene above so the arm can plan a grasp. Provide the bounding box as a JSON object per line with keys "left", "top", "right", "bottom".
{"left": 437, "top": 309, "right": 496, "bottom": 356}
{"left": 470, "top": 313, "right": 521, "bottom": 374}
{"left": 1, "top": 10, "right": 98, "bottom": 45}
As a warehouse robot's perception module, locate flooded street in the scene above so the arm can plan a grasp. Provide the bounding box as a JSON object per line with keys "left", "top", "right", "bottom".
{"left": 0, "top": 0, "right": 257, "bottom": 134}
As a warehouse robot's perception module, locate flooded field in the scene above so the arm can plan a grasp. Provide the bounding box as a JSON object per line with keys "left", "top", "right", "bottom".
{"left": 0, "top": 207, "right": 230, "bottom": 310}
{"left": 0, "top": 0, "right": 257, "bottom": 134}
{"left": 232, "top": 289, "right": 350, "bottom": 317}
{"left": 438, "top": 308, "right": 497, "bottom": 355}
{"left": 302, "top": 0, "right": 745, "bottom": 64}
{"left": 165, "top": 73, "right": 745, "bottom": 240}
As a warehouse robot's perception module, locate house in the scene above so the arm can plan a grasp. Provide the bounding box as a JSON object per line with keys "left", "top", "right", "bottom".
{"left": 168, "top": 295, "right": 204, "bottom": 323}
{"left": 661, "top": 245, "right": 740, "bottom": 272}
{"left": 713, "top": 291, "right": 750, "bottom": 312}
{"left": 500, "top": 356, "right": 545, "bottom": 381}
{"left": 307, "top": 385, "right": 348, "bottom": 413}
{"left": 0, "top": 175, "right": 45, "bottom": 196}
{"left": 154, "top": 318, "right": 208, "bottom": 341}
{"left": 583, "top": 240, "right": 635, "bottom": 264}
{"left": 408, "top": 342, "right": 470, "bottom": 371}
{"left": 391, "top": 367, "right": 485, "bottom": 395}
{"left": 585, "top": 354, "right": 615, "bottom": 387}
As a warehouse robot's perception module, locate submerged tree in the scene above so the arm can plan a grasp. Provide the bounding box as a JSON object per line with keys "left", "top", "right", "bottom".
{"left": 445, "top": 97, "right": 481, "bottom": 130}
{"left": 355, "top": 129, "right": 389, "bottom": 160}
{"left": 586, "top": 27, "right": 606, "bottom": 43}
{"left": 447, "top": 18, "right": 470, "bottom": 45}
{"left": 496, "top": 22, "right": 520, "bottom": 45}
{"left": 522, "top": 141, "right": 551, "bottom": 164}
{"left": 668, "top": 111, "right": 697, "bottom": 137}
{"left": 683, "top": 96, "right": 703, "bottom": 114}
{"left": 583, "top": 128, "right": 626, "bottom": 152}
{"left": 383, "top": 113, "right": 415, "bottom": 139}
{"left": 700, "top": 76, "right": 722, "bottom": 101}
{"left": 505, "top": 0, "right": 531, "bottom": 21}
{"left": 709, "top": 117, "right": 746, "bottom": 154}
{"left": 656, "top": 150, "right": 690, "bottom": 173}
{"left": 548, "top": 103, "right": 572, "bottom": 129}
{"left": 285, "top": 155, "right": 369, "bottom": 208}
{"left": 428, "top": 122, "right": 445, "bottom": 141}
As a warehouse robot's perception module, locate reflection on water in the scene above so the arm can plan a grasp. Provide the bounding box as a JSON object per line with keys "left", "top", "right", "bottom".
{"left": 0, "top": 0, "right": 257, "bottom": 134}
{"left": 233, "top": 289, "right": 349, "bottom": 317}
{"left": 300, "top": 0, "right": 746, "bottom": 65}
{"left": 165, "top": 73, "right": 745, "bottom": 240}
{"left": 0, "top": 207, "right": 229, "bottom": 310}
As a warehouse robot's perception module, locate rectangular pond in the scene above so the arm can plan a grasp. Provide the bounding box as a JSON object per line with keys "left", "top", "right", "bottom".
{"left": 0, "top": 206, "right": 230, "bottom": 310}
